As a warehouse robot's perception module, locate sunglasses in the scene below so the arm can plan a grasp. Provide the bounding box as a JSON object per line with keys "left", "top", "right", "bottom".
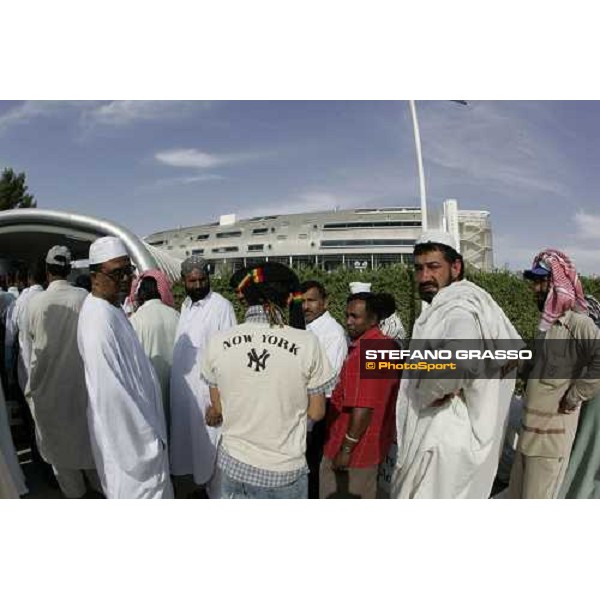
{"left": 99, "top": 264, "right": 135, "bottom": 283}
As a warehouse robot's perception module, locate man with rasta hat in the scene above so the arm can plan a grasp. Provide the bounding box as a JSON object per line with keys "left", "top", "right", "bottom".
{"left": 201, "top": 262, "right": 335, "bottom": 499}
{"left": 169, "top": 255, "right": 236, "bottom": 498}
{"left": 77, "top": 236, "right": 173, "bottom": 499}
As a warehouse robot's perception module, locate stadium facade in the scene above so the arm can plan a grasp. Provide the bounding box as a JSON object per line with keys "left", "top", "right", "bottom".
{"left": 144, "top": 200, "right": 494, "bottom": 274}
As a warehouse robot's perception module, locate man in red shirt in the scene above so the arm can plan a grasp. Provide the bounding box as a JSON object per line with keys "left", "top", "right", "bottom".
{"left": 320, "top": 292, "right": 399, "bottom": 499}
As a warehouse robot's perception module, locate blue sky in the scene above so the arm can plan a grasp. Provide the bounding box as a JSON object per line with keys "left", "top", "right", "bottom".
{"left": 1, "top": 100, "right": 600, "bottom": 274}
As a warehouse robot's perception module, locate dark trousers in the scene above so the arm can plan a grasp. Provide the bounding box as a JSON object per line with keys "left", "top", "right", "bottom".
{"left": 306, "top": 418, "right": 326, "bottom": 499}
{"left": 319, "top": 457, "right": 379, "bottom": 499}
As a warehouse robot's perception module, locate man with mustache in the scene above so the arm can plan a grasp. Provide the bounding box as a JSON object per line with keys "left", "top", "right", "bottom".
{"left": 391, "top": 231, "right": 523, "bottom": 498}
{"left": 508, "top": 250, "right": 600, "bottom": 499}
{"left": 169, "top": 256, "right": 236, "bottom": 498}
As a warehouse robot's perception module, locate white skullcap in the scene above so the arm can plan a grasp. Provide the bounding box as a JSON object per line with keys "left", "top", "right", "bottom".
{"left": 349, "top": 281, "right": 372, "bottom": 294}
{"left": 415, "top": 230, "right": 459, "bottom": 252}
{"left": 88, "top": 236, "right": 129, "bottom": 265}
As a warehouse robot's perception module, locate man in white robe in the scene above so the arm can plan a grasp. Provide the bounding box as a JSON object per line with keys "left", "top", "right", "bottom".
{"left": 130, "top": 274, "right": 179, "bottom": 427}
{"left": 77, "top": 237, "right": 173, "bottom": 499}
{"left": 25, "top": 246, "right": 98, "bottom": 498}
{"left": 12, "top": 263, "right": 46, "bottom": 393}
{"left": 301, "top": 279, "right": 347, "bottom": 498}
{"left": 170, "top": 256, "right": 236, "bottom": 498}
{"left": 391, "top": 232, "right": 523, "bottom": 499}
{"left": 4, "top": 265, "right": 45, "bottom": 474}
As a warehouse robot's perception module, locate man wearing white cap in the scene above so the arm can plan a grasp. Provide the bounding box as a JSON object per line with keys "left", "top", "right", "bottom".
{"left": 391, "top": 231, "right": 523, "bottom": 498}
{"left": 25, "top": 246, "right": 98, "bottom": 498}
{"left": 77, "top": 237, "right": 173, "bottom": 499}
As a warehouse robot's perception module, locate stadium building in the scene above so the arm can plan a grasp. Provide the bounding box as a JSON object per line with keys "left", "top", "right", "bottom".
{"left": 144, "top": 200, "right": 494, "bottom": 274}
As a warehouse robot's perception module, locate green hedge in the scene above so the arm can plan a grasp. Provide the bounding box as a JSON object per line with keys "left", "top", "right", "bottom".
{"left": 173, "top": 266, "right": 600, "bottom": 341}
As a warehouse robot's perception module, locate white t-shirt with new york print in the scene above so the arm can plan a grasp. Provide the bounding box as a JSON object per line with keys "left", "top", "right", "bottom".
{"left": 201, "top": 322, "right": 333, "bottom": 472}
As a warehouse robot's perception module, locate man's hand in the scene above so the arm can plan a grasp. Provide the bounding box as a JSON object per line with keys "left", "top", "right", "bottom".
{"left": 332, "top": 449, "right": 351, "bottom": 471}
{"left": 558, "top": 394, "right": 580, "bottom": 414}
{"left": 430, "top": 390, "right": 461, "bottom": 408}
{"left": 205, "top": 405, "right": 223, "bottom": 427}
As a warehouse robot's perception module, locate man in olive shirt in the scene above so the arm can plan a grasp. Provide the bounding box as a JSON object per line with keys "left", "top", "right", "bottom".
{"left": 509, "top": 250, "right": 600, "bottom": 499}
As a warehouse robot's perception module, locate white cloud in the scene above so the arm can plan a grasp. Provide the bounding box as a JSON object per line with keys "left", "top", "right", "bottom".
{"left": 179, "top": 174, "right": 225, "bottom": 184}
{"left": 563, "top": 211, "right": 600, "bottom": 275}
{"left": 0, "top": 100, "right": 208, "bottom": 136}
{"left": 87, "top": 101, "right": 209, "bottom": 126}
{"left": 0, "top": 101, "right": 79, "bottom": 133}
{"left": 573, "top": 210, "right": 600, "bottom": 240}
{"left": 155, "top": 147, "right": 265, "bottom": 169}
{"left": 419, "top": 102, "right": 569, "bottom": 198}
{"left": 153, "top": 174, "right": 226, "bottom": 187}
{"left": 155, "top": 148, "right": 230, "bottom": 169}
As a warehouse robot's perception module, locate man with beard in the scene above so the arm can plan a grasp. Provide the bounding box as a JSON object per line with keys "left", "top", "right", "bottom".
{"left": 508, "top": 250, "right": 600, "bottom": 499}
{"left": 391, "top": 231, "right": 523, "bottom": 499}
{"left": 169, "top": 256, "right": 236, "bottom": 498}
{"left": 77, "top": 237, "right": 173, "bottom": 499}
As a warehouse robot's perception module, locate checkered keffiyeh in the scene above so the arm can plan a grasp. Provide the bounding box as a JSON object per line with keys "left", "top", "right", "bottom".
{"left": 534, "top": 249, "right": 588, "bottom": 331}
{"left": 128, "top": 269, "right": 175, "bottom": 308}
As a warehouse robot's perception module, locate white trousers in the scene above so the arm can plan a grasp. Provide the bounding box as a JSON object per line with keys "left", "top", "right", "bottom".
{"left": 52, "top": 467, "right": 102, "bottom": 498}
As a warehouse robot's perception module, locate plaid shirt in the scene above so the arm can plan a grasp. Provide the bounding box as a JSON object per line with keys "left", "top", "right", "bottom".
{"left": 323, "top": 327, "right": 399, "bottom": 467}
{"left": 218, "top": 447, "right": 309, "bottom": 488}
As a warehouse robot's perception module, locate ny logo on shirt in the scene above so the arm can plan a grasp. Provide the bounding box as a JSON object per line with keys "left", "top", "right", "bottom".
{"left": 247, "top": 348, "right": 270, "bottom": 372}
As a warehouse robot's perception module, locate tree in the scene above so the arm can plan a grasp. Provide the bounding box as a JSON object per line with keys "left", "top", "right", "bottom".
{"left": 0, "top": 168, "right": 37, "bottom": 210}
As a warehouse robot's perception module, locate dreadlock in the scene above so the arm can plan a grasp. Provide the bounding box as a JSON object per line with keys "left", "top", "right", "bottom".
{"left": 232, "top": 263, "right": 305, "bottom": 329}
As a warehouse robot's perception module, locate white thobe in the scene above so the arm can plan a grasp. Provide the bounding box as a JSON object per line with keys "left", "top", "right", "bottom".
{"left": 306, "top": 311, "right": 348, "bottom": 381}
{"left": 306, "top": 310, "right": 348, "bottom": 431}
{"left": 169, "top": 291, "right": 236, "bottom": 485}
{"left": 391, "top": 280, "right": 523, "bottom": 499}
{"left": 130, "top": 299, "right": 180, "bottom": 424}
{"left": 78, "top": 294, "right": 173, "bottom": 499}
{"left": 25, "top": 280, "right": 95, "bottom": 470}
{"left": 0, "top": 381, "right": 27, "bottom": 497}
{"left": 14, "top": 285, "right": 44, "bottom": 392}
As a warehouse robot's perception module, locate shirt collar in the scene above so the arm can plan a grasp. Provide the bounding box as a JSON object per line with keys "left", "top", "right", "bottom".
{"left": 307, "top": 310, "right": 330, "bottom": 331}
{"left": 188, "top": 290, "right": 212, "bottom": 308}
{"left": 47, "top": 279, "right": 70, "bottom": 290}
{"left": 244, "top": 305, "right": 270, "bottom": 324}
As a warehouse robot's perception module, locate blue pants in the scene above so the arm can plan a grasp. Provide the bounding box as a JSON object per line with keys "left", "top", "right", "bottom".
{"left": 221, "top": 470, "right": 308, "bottom": 499}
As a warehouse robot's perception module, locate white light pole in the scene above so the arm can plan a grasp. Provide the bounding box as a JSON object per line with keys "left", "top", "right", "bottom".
{"left": 409, "top": 100, "right": 427, "bottom": 231}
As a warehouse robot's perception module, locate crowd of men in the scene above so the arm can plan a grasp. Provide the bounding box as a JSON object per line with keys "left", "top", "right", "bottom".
{"left": 1, "top": 229, "right": 600, "bottom": 499}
